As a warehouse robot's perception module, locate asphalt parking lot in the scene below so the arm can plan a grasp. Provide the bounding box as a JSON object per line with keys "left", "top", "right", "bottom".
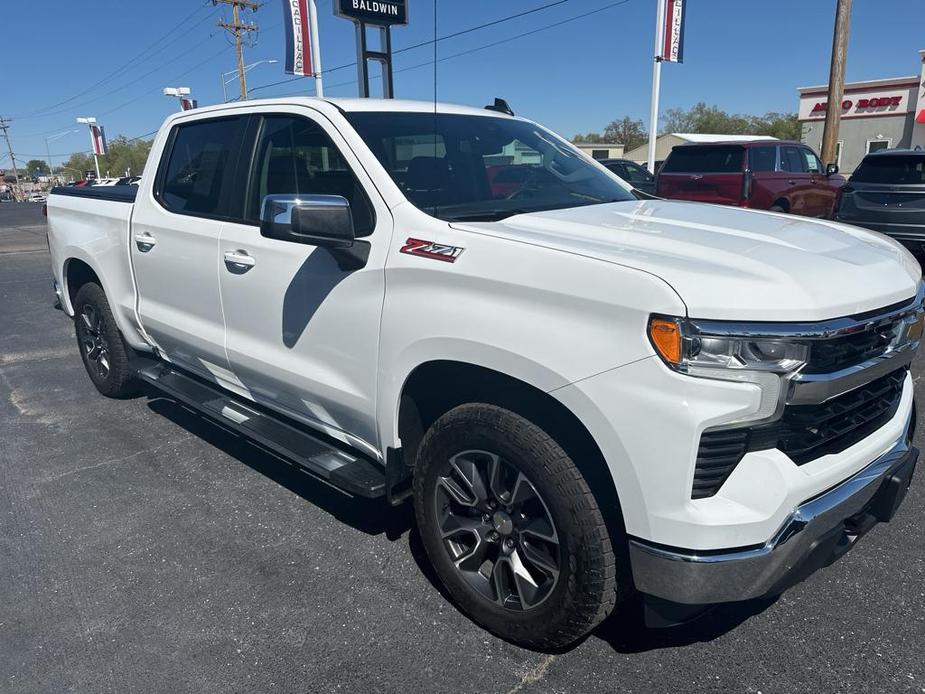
{"left": 2, "top": 201, "right": 925, "bottom": 693}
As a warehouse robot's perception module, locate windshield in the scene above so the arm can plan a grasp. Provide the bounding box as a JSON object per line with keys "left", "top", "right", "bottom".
{"left": 344, "top": 112, "right": 634, "bottom": 222}
{"left": 853, "top": 155, "right": 925, "bottom": 185}
{"left": 660, "top": 145, "right": 745, "bottom": 174}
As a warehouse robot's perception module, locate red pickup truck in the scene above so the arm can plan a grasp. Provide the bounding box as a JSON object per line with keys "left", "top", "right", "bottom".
{"left": 656, "top": 140, "right": 846, "bottom": 218}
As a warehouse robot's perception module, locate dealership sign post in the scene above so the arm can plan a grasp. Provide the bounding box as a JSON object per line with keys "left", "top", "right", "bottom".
{"left": 646, "top": 0, "right": 686, "bottom": 173}
{"left": 334, "top": 0, "right": 408, "bottom": 98}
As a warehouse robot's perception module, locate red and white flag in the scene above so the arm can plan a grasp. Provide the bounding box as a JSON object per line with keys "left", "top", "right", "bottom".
{"left": 282, "top": 0, "right": 313, "bottom": 76}
{"left": 660, "top": 0, "right": 686, "bottom": 63}
{"left": 89, "top": 125, "right": 107, "bottom": 156}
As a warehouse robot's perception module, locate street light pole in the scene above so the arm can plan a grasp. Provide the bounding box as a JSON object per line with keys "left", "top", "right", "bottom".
{"left": 221, "top": 59, "right": 278, "bottom": 102}
{"left": 44, "top": 129, "right": 77, "bottom": 185}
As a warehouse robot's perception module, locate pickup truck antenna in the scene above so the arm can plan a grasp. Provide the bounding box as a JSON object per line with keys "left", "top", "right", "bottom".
{"left": 484, "top": 98, "right": 514, "bottom": 117}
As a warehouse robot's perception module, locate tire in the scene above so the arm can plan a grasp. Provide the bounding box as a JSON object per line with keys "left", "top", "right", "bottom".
{"left": 769, "top": 204, "right": 787, "bottom": 213}
{"left": 413, "top": 403, "right": 617, "bottom": 650}
{"left": 72, "top": 282, "right": 137, "bottom": 398}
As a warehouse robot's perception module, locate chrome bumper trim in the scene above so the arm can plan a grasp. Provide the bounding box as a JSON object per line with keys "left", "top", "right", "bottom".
{"left": 630, "top": 407, "right": 917, "bottom": 604}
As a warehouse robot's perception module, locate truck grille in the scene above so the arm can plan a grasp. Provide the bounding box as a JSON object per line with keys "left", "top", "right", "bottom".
{"left": 693, "top": 368, "right": 907, "bottom": 498}
{"left": 803, "top": 325, "right": 898, "bottom": 373}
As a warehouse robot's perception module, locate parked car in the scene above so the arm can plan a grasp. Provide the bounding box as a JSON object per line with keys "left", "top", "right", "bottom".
{"left": 834, "top": 149, "right": 925, "bottom": 252}
{"left": 28, "top": 193, "right": 47, "bottom": 203}
{"left": 600, "top": 158, "right": 657, "bottom": 195}
{"left": 47, "top": 98, "right": 922, "bottom": 649}
{"left": 657, "top": 140, "right": 845, "bottom": 217}
{"left": 92, "top": 177, "right": 122, "bottom": 186}
{"left": 486, "top": 164, "right": 537, "bottom": 198}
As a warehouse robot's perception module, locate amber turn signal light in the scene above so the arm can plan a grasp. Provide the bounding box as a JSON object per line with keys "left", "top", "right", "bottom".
{"left": 648, "top": 318, "right": 682, "bottom": 365}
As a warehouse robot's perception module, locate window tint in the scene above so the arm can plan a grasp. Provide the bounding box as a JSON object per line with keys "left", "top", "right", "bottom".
{"left": 660, "top": 146, "right": 744, "bottom": 173}
{"left": 618, "top": 160, "right": 654, "bottom": 183}
{"left": 748, "top": 146, "right": 776, "bottom": 172}
{"left": 159, "top": 117, "right": 244, "bottom": 217}
{"left": 344, "top": 112, "right": 633, "bottom": 221}
{"left": 852, "top": 155, "right": 925, "bottom": 184}
{"left": 780, "top": 146, "right": 807, "bottom": 173}
{"left": 247, "top": 115, "right": 374, "bottom": 236}
{"left": 802, "top": 149, "right": 823, "bottom": 173}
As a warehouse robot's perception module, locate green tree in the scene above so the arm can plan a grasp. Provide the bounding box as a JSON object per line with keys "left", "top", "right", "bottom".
{"left": 602, "top": 117, "right": 648, "bottom": 152}
{"left": 63, "top": 135, "right": 154, "bottom": 179}
{"left": 660, "top": 102, "right": 800, "bottom": 140}
{"left": 26, "top": 159, "right": 50, "bottom": 174}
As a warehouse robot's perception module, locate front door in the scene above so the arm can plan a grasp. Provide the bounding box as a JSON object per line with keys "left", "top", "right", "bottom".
{"left": 218, "top": 110, "right": 390, "bottom": 456}
{"left": 132, "top": 115, "right": 247, "bottom": 385}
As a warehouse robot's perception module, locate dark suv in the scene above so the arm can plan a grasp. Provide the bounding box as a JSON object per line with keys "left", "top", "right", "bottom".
{"left": 656, "top": 140, "right": 845, "bottom": 217}
{"left": 834, "top": 150, "right": 925, "bottom": 251}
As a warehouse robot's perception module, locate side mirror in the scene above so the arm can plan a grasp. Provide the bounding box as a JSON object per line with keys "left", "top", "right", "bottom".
{"left": 259, "top": 193, "right": 370, "bottom": 271}
{"left": 825, "top": 163, "right": 839, "bottom": 176}
{"left": 260, "top": 194, "right": 355, "bottom": 248}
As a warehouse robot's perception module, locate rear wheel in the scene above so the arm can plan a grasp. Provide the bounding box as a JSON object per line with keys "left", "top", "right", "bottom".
{"left": 769, "top": 203, "right": 787, "bottom": 213}
{"left": 73, "top": 283, "right": 137, "bottom": 398}
{"left": 413, "top": 403, "right": 618, "bottom": 649}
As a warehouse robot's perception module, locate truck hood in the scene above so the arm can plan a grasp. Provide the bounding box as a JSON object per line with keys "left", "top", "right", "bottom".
{"left": 450, "top": 199, "right": 921, "bottom": 321}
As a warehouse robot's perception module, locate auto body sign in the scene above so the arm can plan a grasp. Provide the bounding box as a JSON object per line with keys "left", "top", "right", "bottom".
{"left": 335, "top": 0, "right": 408, "bottom": 26}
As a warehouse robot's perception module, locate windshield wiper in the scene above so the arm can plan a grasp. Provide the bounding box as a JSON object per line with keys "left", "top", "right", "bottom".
{"left": 443, "top": 209, "right": 531, "bottom": 222}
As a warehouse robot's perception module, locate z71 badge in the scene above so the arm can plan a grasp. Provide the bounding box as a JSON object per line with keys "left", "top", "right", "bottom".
{"left": 399, "top": 238, "right": 465, "bottom": 263}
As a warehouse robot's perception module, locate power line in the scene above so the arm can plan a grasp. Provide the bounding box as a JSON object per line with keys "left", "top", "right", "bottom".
{"left": 251, "top": 0, "right": 633, "bottom": 98}
{"left": 249, "top": 0, "right": 576, "bottom": 96}
{"left": 10, "top": 2, "right": 214, "bottom": 120}
{"left": 215, "top": 0, "right": 261, "bottom": 101}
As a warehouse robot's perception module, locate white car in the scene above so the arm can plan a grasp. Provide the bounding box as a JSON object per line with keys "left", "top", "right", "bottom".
{"left": 46, "top": 97, "right": 922, "bottom": 649}
{"left": 28, "top": 193, "right": 47, "bottom": 203}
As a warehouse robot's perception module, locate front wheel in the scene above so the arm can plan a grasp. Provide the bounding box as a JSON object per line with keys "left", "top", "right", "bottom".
{"left": 413, "top": 403, "right": 618, "bottom": 650}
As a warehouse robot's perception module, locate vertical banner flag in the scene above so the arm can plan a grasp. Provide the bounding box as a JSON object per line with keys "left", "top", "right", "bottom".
{"left": 89, "top": 125, "right": 107, "bottom": 156}
{"left": 282, "top": 0, "right": 313, "bottom": 76}
{"left": 180, "top": 98, "right": 198, "bottom": 111}
{"left": 661, "top": 0, "right": 686, "bottom": 63}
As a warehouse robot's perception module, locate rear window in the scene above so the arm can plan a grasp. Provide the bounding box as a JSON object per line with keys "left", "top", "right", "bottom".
{"left": 852, "top": 155, "right": 925, "bottom": 184}
{"left": 661, "top": 146, "right": 744, "bottom": 174}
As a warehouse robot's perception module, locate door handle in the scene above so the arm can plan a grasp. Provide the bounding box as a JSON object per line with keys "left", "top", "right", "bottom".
{"left": 224, "top": 250, "right": 256, "bottom": 270}
{"left": 133, "top": 232, "right": 156, "bottom": 251}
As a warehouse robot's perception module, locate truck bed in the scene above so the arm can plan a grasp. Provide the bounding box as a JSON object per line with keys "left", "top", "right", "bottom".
{"left": 50, "top": 185, "right": 138, "bottom": 203}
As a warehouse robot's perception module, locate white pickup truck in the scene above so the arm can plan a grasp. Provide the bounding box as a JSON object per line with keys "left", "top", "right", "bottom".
{"left": 47, "top": 97, "right": 922, "bottom": 649}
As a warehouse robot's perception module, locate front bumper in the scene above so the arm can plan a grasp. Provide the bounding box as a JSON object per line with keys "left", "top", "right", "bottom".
{"left": 629, "top": 411, "right": 918, "bottom": 605}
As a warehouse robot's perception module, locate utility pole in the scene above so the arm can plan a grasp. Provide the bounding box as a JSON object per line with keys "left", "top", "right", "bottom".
{"left": 0, "top": 117, "right": 22, "bottom": 199}
{"left": 215, "top": 0, "right": 260, "bottom": 101}
{"left": 821, "top": 0, "right": 852, "bottom": 167}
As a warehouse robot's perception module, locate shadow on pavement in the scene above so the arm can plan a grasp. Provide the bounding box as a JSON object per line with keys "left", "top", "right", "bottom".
{"left": 144, "top": 393, "right": 416, "bottom": 541}
{"left": 143, "top": 389, "right": 778, "bottom": 655}
{"left": 594, "top": 594, "right": 778, "bottom": 653}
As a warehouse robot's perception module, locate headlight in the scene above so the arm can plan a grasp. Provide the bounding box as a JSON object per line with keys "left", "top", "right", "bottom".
{"left": 648, "top": 316, "right": 808, "bottom": 424}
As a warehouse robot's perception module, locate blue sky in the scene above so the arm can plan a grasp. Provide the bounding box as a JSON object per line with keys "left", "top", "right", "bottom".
{"left": 3, "top": 0, "right": 924, "bottom": 170}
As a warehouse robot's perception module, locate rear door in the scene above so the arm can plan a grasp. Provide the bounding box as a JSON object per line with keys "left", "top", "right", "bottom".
{"left": 217, "top": 109, "right": 390, "bottom": 455}
{"left": 656, "top": 145, "right": 745, "bottom": 204}
{"left": 131, "top": 115, "right": 247, "bottom": 386}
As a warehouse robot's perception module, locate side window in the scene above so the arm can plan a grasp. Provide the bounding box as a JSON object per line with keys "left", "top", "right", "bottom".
{"left": 748, "top": 146, "right": 776, "bottom": 172}
{"left": 780, "top": 146, "right": 807, "bottom": 173}
{"left": 620, "top": 161, "right": 654, "bottom": 183}
{"left": 159, "top": 117, "right": 245, "bottom": 217}
{"left": 802, "top": 149, "right": 823, "bottom": 173}
{"left": 247, "top": 115, "right": 375, "bottom": 236}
